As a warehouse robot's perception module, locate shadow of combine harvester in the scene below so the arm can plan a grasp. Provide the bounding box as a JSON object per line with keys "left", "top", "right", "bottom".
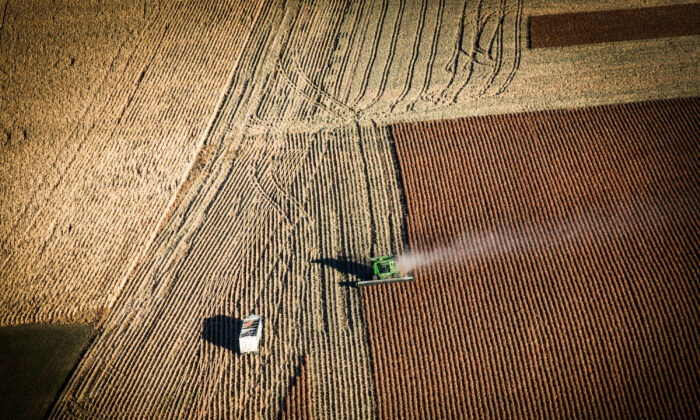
{"left": 312, "top": 257, "right": 373, "bottom": 285}
{"left": 313, "top": 255, "right": 413, "bottom": 287}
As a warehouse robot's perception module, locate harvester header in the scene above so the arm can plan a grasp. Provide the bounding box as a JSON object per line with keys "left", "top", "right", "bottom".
{"left": 355, "top": 255, "right": 414, "bottom": 287}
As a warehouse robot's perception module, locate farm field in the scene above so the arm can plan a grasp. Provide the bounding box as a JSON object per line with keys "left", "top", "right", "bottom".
{"left": 0, "top": 324, "right": 94, "bottom": 419}
{"left": 282, "top": 355, "right": 312, "bottom": 420}
{"left": 0, "top": 0, "right": 269, "bottom": 325}
{"left": 529, "top": 3, "right": 700, "bottom": 48}
{"left": 0, "top": 0, "right": 698, "bottom": 418}
{"left": 364, "top": 97, "right": 700, "bottom": 418}
{"left": 52, "top": 126, "right": 403, "bottom": 418}
{"left": 2, "top": 0, "right": 698, "bottom": 326}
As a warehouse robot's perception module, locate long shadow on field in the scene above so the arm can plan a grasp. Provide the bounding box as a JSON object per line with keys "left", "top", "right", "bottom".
{"left": 312, "top": 257, "right": 372, "bottom": 285}
{"left": 202, "top": 316, "right": 242, "bottom": 353}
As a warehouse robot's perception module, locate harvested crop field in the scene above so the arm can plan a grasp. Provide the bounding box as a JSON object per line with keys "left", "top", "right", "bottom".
{"left": 1, "top": 0, "right": 699, "bottom": 418}
{"left": 51, "top": 126, "right": 404, "bottom": 418}
{"left": 0, "top": 0, "right": 271, "bottom": 325}
{"left": 361, "top": 97, "right": 700, "bottom": 418}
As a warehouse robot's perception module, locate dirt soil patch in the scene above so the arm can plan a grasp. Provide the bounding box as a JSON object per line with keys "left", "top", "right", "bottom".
{"left": 530, "top": 3, "right": 700, "bottom": 48}
{"left": 0, "top": 324, "right": 95, "bottom": 419}
{"left": 282, "top": 355, "right": 312, "bottom": 420}
{"left": 360, "top": 97, "right": 700, "bottom": 418}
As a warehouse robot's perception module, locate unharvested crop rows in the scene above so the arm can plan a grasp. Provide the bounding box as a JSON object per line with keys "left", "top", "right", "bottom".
{"left": 52, "top": 125, "right": 405, "bottom": 418}
{"left": 361, "top": 98, "right": 700, "bottom": 418}
{"left": 529, "top": 3, "right": 700, "bottom": 48}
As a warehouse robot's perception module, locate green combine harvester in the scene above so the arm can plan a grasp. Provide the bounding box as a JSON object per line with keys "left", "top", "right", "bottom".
{"left": 356, "top": 255, "right": 414, "bottom": 287}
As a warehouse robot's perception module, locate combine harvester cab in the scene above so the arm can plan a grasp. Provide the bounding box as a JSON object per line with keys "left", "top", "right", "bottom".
{"left": 239, "top": 314, "right": 262, "bottom": 353}
{"left": 356, "top": 255, "right": 414, "bottom": 287}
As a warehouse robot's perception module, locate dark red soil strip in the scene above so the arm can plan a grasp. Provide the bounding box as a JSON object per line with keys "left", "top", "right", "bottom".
{"left": 361, "top": 98, "right": 700, "bottom": 418}
{"left": 529, "top": 4, "right": 700, "bottom": 48}
{"left": 281, "top": 355, "right": 311, "bottom": 420}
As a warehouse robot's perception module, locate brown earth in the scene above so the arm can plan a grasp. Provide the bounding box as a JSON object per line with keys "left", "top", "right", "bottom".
{"left": 530, "top": 3, "right": 700, "bottom": 48}
{"left": 361, "top": 97, "right": 700, "bottom": 418}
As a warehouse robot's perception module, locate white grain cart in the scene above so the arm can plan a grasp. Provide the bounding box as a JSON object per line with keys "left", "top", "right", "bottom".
{"left": 239, "top": 314, "right": 262, "bottom": 353}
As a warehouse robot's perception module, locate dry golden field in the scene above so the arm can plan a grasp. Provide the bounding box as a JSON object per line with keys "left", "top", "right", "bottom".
{"left": 0, "top": 0, "right": 698, "bottom": 417}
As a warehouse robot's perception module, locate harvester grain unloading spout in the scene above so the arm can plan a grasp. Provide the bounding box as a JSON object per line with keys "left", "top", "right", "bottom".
{"left": 355, "top": 255, "right": 414, "bottom": 286}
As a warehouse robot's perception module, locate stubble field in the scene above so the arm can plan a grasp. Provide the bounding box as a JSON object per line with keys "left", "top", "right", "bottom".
{"left": 1, "top": 0, "right": 699, "bottom": 417}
